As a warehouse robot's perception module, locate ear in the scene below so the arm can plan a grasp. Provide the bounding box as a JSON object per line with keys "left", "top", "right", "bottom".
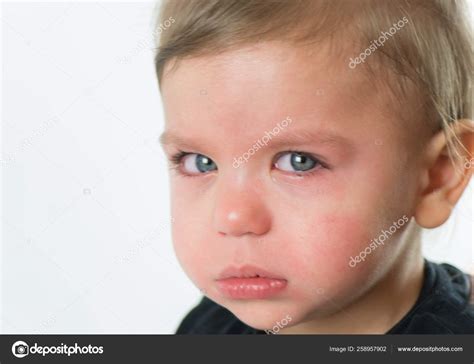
{"left": 414, "top": 119, "right": 474, "bottom": 228}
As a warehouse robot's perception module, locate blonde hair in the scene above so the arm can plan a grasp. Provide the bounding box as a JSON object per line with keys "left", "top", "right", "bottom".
{"left": 154, "top": 0, "right": 473, "bottom": 162}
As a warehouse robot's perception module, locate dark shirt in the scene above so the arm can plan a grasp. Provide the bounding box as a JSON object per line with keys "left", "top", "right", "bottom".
{"left": 175, "top": 260, "right": 474, "bottom": 334}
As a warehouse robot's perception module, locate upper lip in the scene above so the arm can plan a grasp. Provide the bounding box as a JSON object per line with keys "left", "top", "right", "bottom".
{"left": 217, "top": 264, "right": 286, "bottom": 280}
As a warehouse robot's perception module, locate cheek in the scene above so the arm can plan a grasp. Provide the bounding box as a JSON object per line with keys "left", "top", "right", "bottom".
{"left": 172, "top": 222, "right": 213, "bottom": 292}
{"left": 169, "top": 185, "right": 210, "bottom": 288}
{"left": 289, "top": 214, "right": 375, "bottom": 273}
{"left": 283, "top": 212, "right": 390, "bottom": 300}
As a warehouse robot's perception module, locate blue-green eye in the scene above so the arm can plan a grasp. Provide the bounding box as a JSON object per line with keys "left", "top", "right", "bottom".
{"left": 182, "top": 153, "right": 217, "bottom": 174}
{"left": 275, "top": 152, "right": 321, "bottom": 173}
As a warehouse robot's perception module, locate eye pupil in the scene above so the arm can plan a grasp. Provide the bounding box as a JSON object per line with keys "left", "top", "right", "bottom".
{"left": 196, "top": 154, "right": 216, "bottom": 172}
{"left": 294, "top": 154, "right": 305, "bottom": 163}
{"left": 290, "top": 152, "right": 316, "bottom": 171}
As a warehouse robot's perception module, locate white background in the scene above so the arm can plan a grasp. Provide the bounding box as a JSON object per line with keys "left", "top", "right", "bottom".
{"left": 1, "top": 1, "right": 473, "bottom": 334}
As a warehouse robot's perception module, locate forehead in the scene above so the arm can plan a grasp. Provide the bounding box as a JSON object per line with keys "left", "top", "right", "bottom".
{"left": 160, "top": 41, "right": 411, "bottom": 146}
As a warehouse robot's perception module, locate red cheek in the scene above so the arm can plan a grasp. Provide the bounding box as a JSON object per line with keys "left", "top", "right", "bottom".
{"left": 321, "top": 213, "right": 371, "bottom": 244}
{"left": 303, "top": 213, "right": 376, "bottom": 272}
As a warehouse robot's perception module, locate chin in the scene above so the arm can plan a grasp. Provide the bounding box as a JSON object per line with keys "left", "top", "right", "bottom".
{"left": 219, "top": 298, "right": 303, "bottom": 331}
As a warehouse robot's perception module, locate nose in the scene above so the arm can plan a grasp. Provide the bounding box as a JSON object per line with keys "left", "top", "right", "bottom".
{"left": 212, "top": 178, "right": 272, "bottom": 237}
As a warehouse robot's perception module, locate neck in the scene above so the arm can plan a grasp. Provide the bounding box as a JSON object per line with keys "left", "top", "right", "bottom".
{"left": 278, "top": 224, "right": 425, "bottom": 334}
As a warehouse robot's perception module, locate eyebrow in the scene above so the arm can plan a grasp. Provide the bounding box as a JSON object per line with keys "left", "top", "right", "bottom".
{"left": 159, "top": 128, "right": 351, "bottom": 151}
{"left": 268, "top": 128, "right": 350, "bottom": 149}
{"left": 159, "top": 131, "right": 208, "bottom": 150}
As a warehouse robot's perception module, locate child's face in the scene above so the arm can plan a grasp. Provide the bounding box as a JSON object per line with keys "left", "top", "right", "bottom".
{"left": 160, "top": 42, "right": 425, "bottom": 330}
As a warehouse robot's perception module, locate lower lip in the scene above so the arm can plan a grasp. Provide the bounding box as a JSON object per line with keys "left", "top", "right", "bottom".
{"left": 216, "top": 277, "right": 287, "bottom": 299}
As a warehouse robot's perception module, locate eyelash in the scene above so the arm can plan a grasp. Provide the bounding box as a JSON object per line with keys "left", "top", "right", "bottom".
{"left": 169, "top": 150, "right": 188, "bottom": 166}
{"left": 168, "top": 151, "right": 200, "bottom": 178}
{"left": 274, "top": 149, "right": 329, "bottom": 172}
{"left": 167, "top": 150, "right": 329, "bottom": 177}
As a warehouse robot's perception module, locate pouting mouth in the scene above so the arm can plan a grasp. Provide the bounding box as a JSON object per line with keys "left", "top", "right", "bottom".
{"left": 221, "top": 274, "right": 265, "bottom": 279}
{"left": 217, "top": 265, "right": 286, "bottom": 280}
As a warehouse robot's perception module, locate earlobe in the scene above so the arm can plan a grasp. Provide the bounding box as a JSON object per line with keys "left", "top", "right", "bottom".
{"left": 414, "top": 190, "right": 453, "bottom": 228}
{"left": 414, "top": 120, "right": 474, "bottom": 229}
